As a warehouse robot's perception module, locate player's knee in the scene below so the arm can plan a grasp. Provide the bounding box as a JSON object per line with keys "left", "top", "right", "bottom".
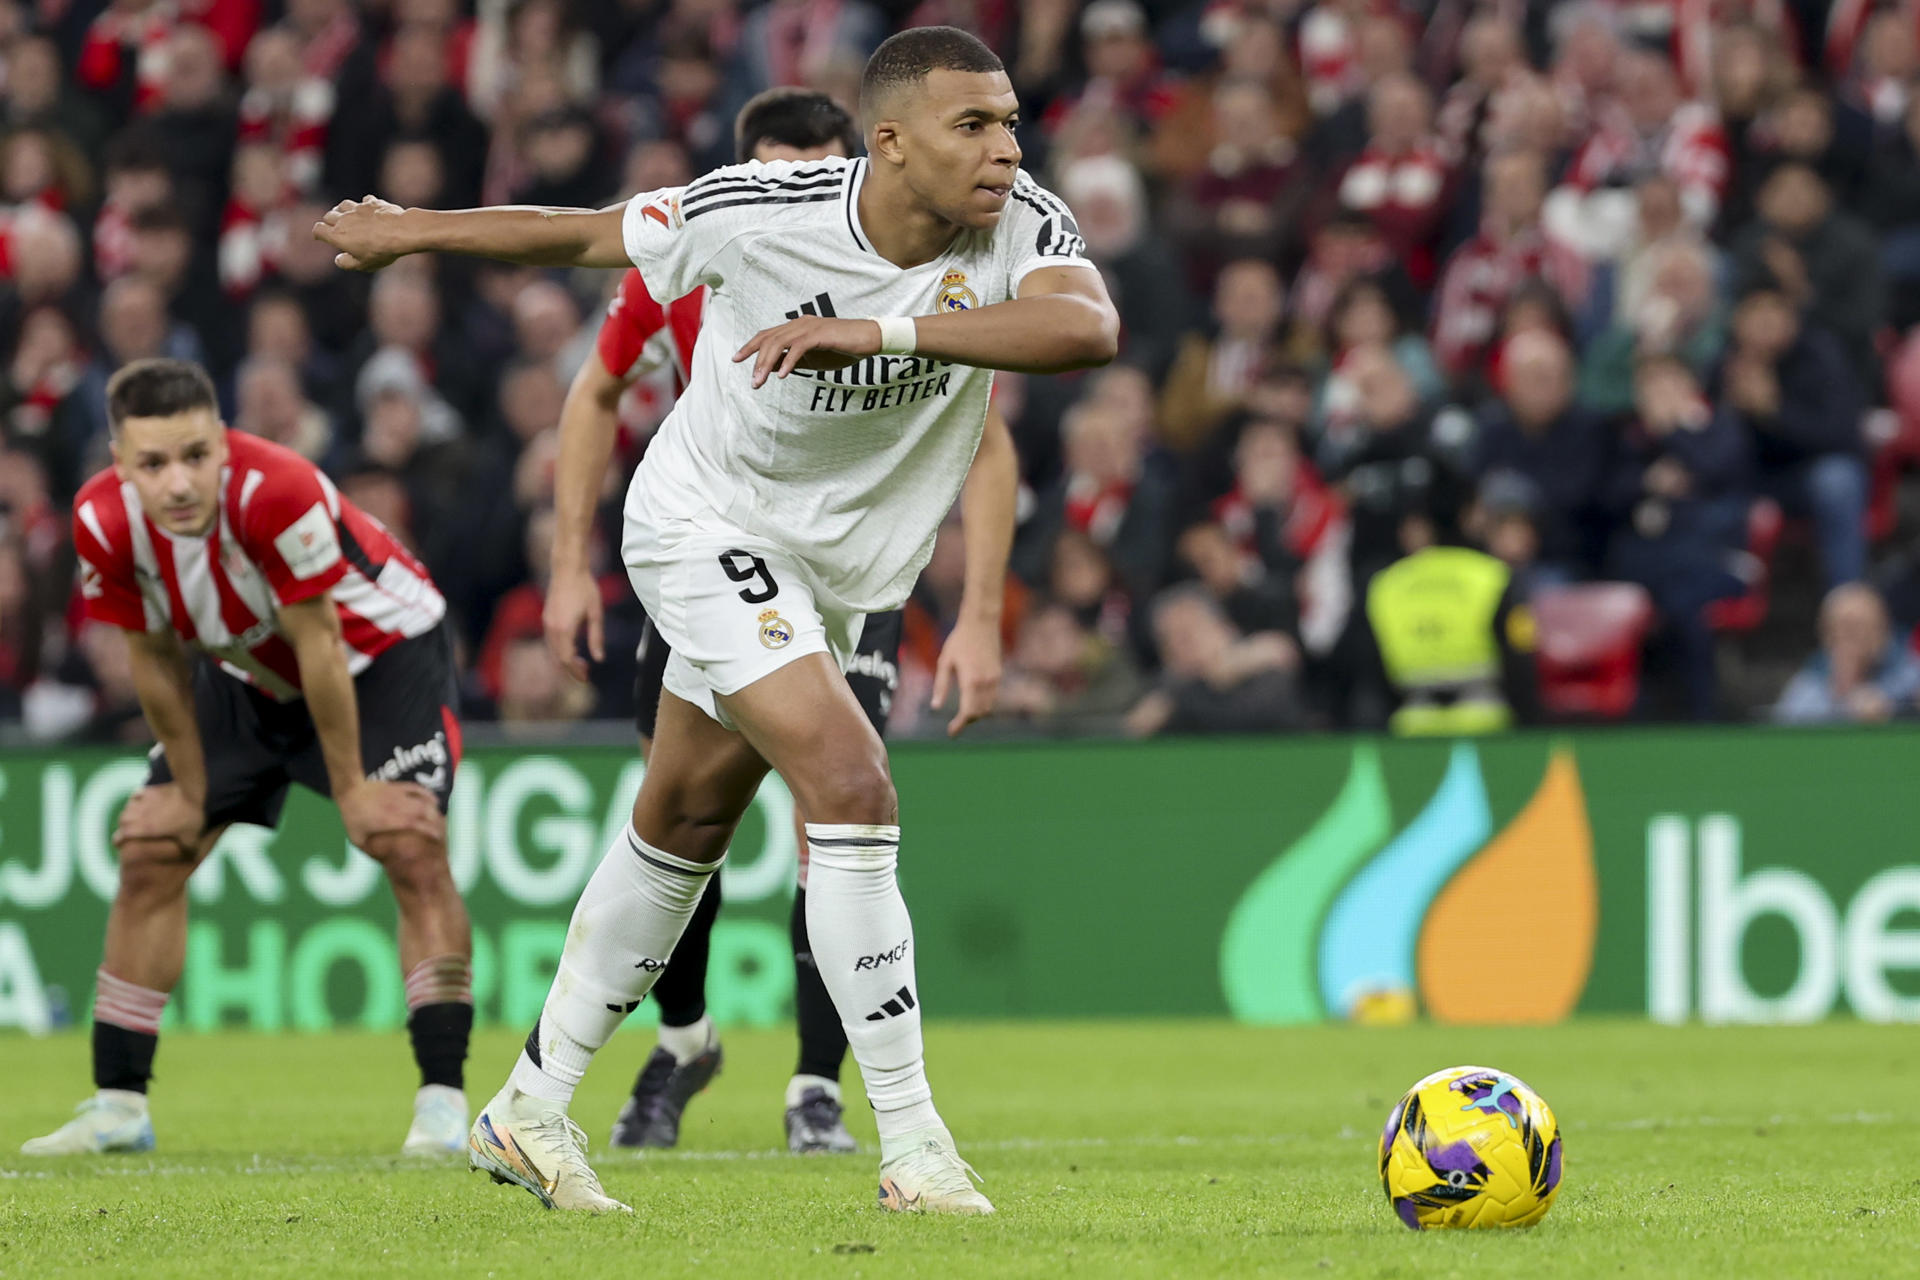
{"left": 115, "top": 840, "right": 196, "bottom": 902}
{"left": 803, "top": 755, "right": 897, "bottom": 826}
{"left": 365, "top": 831, "right": 451, "bottom": 895}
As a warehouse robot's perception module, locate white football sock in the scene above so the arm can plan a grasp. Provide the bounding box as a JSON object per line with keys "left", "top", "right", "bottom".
{"left": 802, "top": 823, "right": 942, "bottom": 1156}
{"left": 506, "top": 826, "right": 722, "bottom": 1107}
{"left": 657, "top": 1015, "right": 714, "bottom": 1065}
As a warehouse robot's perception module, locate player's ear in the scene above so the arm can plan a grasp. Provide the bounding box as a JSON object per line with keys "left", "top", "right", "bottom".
{"left": 870, "top": 120, "right": 906, "bottom": 166}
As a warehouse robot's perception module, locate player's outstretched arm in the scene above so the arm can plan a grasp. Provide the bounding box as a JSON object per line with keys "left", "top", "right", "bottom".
{"left": 732, "top": 266, "right": 1120, "bottom": 386}
{"left": 313, "top": 196, "right": 631, "bottom": 273}
{"left": 934, "top": 404, "right": 1018, "bottom": 737}
{"left": 116, "top": 627, "right": 211, "bottom": 851}
{"left": 544, "top": 348, "right": 628, "bottom": 682}
{"left": 277, "top": 596, "right": 444, "bottom": 845}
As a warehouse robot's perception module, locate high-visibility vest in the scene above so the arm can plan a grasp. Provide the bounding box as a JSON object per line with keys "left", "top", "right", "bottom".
{"left": 1365, "top": 547, "right": 1513, "bottom": 736}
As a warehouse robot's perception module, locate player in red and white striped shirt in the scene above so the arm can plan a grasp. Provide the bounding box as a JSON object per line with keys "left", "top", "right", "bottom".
{"left": 22, "top": 359, "right": 476, "bottom": 1161}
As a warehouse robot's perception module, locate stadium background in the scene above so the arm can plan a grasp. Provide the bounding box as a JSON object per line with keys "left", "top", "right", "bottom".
{"left": 3, "top": 0, "right": 1920, "bottom": 1029}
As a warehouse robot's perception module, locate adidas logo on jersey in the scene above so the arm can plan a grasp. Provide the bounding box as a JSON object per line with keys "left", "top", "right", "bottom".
{"left": 784, "top": 292, "right": 837, "bottom": 320}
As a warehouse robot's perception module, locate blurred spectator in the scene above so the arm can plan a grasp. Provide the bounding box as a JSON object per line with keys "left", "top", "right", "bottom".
{"left": 1774, "top": 584, "right": 1920, "bottom": 724}
{"left": 128, "top": 203, "right": 229, "bottom": 369}
{"left": 1019, "top": 392, "right": 1174, "bottom": 604}
{"left": 1716, "top": 283, "right": 1865, "bottom": 587}
{"left": 1317, "top": 342, "right": 1472, "bottom": 590}
{"left": 1159, "top": 259, "right": 1306, "bottom": 453}
{"left": 1148, "top": 12, "right": 1308, "bottom": 184}
{"left": 349, "top": 267, "right": 485, "bottom": 432}
{"left": 1299, "top": 0, "right": 1414, "bottom": 167}
{"left": 329, "top": 24, "right": 488, "bottom": 208}
{"left": 1604, "top": 356, "right": 1753, "bottom": 719}
{"left": 468, "top": 0, "right": 600, "bottom": 125}
{"left": 496, "top": 634, "right": 594, "bottom": 726}
{"left": 1728, "top": 162, "right": 1882, "bottom": 392}
{"left": 4, "top": 37, "right": 111, "bottom": 166}
{"left": 1176, "top": 517, "right": 1298, "bottom": 642}
{"left": 1843, "top": 9, "right": 1914, "bottom": 139}
{"left": 509, "top": 107, "right": 607, "bottom": 209}
{"left": 0, "top": 206, "right": 84, "bottom": 362}
{"left": 996, "top": 601, "right": 1146, "bottom": 733}
{"left": 1560, "top": 48, "right": 1729, "bottom": 232}
{"left": 218, "top": 143, "right": 296, "bottom": 299}
{"left": 3, "top": 128, "right": 92, "bottom": 212}
{"left": 1123, "top": 584, "right": 1305, "bottom": 736}
{"left": 232, "top": 355, "right": 331, "bottom": 461}
{"left": 1058, "top": 155, "right": 1190, "bottom": 380}
{"left": 1169, "top": 79, "right": 1308, "bottom": 288}
{"left": 1044, "top": 0, "right": 1178, "bottom": 143}
{"left": 92, "top": 131, "right": 175, "bottom": 284}
{"left": 1433, "top": 13, "right": 1525, "bottom": 168}
{"left": 1471, "top": 330, "right": 1609, "bottom": 573}
{"left": 149, "top": 24, "right": 240, "bottom": 236}
{"left": 1708, "top": 22, "right": 1790, "bottom": 236}
{"left": 1211, "top": 416, "right": 1349, "bottom": 656}
{"left": 1581, "top": 238, "right": 1727, "bottom": 417}
{"left": 1431, "top": 148, "right": 1586, "bottom": 382}
{"left": 76, "top": 0, "right": 186, "bottom": 118}
{"left": 1290, "top": 210, "right": 1398, "bottom": 332}
{"left": 1, "top": 307, "right": 84, "bottom": 488}
{"left": 511, "top": 277, "right": 591, "bottom": 385}
{"left": 1866, "top": 93, "right": 1920, "bottom": 331}
{"left": 1315, "top": 273, "right": 1443, "bottom": 435}
{"left": 73, "top": 276, "right": 205, "bottom": 446}
{"left": 1757, "top": 86, "right": 1870, "bottom": 207}
{"left": 246, "top": 289, "right": 340, "bottom": 407}
{"left": 237, "top": 25, "right": 334, "bottom": 195}
{"left": 1332, "top": 72, "right": 1451, "bottom": 289}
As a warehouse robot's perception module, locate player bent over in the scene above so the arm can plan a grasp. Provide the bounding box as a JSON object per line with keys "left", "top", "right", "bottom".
{"left": 21, "top": 360, "right": 475, "bottom": 1158}
{"left": 555, "top": 87, "right": 1016, "bottom": 1156}
{"left": 318, "top": 26, "right": 1117, "bottom": 1213}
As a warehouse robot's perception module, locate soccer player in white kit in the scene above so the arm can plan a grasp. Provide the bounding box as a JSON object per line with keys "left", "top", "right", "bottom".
{"left": 316, "top": 26, "right": 1119, "bottom": 1214}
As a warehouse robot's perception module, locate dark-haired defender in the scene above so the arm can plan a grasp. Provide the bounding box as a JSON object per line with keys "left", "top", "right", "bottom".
{"left": 319, "top": 25, "right": 1118, "bottom": 1214}
{"left": 562, "top": 88, "right": 1016, "bottom": 1157}
{"left": 21, "top": 359, "right": 473, "bottom": 1158}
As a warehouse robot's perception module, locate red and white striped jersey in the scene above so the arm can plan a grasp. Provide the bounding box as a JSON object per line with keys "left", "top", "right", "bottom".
{"left": 71, "top": 430, "right": 444, "bottom": 701}
{"left": 596, "top": 268, "right": 706, "bottom": 436}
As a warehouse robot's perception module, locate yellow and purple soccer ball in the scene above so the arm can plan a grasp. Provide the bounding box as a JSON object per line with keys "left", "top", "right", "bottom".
{"left": 1378, "top": 1065, "right": 1564, "bottom": 1229}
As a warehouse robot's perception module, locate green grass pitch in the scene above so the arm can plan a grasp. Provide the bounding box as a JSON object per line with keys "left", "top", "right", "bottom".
{"left": 3, "top": 1020, "right": 1917, "bottom": 1278}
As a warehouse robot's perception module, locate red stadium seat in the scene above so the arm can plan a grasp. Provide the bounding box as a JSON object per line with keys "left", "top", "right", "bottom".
{"left": 1705, "top": 498, "right": 1784, "bottom": 633}
{"left": 1532, "top": 583, "right": 1656, "bottom": 719}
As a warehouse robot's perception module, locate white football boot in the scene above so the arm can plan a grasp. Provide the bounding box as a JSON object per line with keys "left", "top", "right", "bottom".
{"left": 400, "top": 1084, "right": 468, "bottom": 1157}
{"left": 20, "top": 1091, "right": 156, "bottom": 1156}
{"left": 467, "top": 1088, "right": 631, "bottom": 1213}
{"left": 876, "top": 1127, "right": 994, "bottom": 1215}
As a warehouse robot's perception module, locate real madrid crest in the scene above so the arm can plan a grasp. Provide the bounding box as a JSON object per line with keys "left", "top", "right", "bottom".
{"left": 757, "top": 608, "right": 794, "bottom": 650}
{"left": 937, "top": 269, "right": 977, "bottom": 312}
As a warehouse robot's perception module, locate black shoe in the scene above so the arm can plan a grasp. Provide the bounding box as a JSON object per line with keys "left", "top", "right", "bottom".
{"left": 785, "top": 1086, "right": 858, "bottom": 1154}
{"left": 609, "top": 1043, "right": 724, "bottom": 1149}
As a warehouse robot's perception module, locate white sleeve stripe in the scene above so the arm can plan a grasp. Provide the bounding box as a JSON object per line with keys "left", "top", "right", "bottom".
{"left": 77, "top": 500, "right": 109, "bottom": 551}
{"left": 239, "top": 469, "right": 265, "bottom": 514}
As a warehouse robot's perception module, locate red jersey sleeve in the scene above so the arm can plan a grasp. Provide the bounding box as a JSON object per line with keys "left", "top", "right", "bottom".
{"left": 233, "top": 448, "right": 351, "bottom": 606}
{"left": 596, "top": 268, "right": 671, "bottom": 379}
{"left": 71, "top": 486, "right": 147, "bottom": 631}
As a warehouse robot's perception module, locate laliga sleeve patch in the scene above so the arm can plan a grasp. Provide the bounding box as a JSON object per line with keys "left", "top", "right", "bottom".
{"left": 274, "top": 502, "right": 343, "bottom": 580}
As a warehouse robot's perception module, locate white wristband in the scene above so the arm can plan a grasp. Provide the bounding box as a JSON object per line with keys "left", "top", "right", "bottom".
{"left": 874, "top": 315, "right": 918, "bottom": 356}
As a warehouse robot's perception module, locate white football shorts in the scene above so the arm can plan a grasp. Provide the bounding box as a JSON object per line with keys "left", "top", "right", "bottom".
{"left": 621, "top": 503, "right": 866, "bottom": 729}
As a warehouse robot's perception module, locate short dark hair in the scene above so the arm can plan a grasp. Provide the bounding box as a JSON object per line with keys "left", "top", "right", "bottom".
{"left": 735, "top": 88, "right": 860, "bottom": 162}
{"left": 106, "top": 359, "right": 219, "bottom": 433}
{"left": 860, "top": 26, "right": 1004, "bottom": 117}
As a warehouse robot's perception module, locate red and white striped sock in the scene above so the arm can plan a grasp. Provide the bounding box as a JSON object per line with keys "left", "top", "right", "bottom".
{"left": 94, "top": 968, "right": 167, "bottom": 1035}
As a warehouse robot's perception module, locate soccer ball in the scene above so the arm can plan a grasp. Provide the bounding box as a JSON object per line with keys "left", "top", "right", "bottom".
{"left": 1378, "top": 1064, "right": 1564, "bottom": 1230}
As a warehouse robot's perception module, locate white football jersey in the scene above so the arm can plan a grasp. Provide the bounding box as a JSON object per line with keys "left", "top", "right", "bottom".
{"left": 620, "top": 155, "right": 1093, "bottom": 613}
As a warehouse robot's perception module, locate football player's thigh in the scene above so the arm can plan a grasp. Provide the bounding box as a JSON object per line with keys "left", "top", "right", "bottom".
{"left": 716, "top": 653, "right": 891, "bottom": 824}
{"left": 630, "top": 687, "right": 771, "bottom": 861}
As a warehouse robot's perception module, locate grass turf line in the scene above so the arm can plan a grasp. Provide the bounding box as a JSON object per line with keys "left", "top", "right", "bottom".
{"left": 2, "top": 1020, "right": 1917, "bottom": 1279}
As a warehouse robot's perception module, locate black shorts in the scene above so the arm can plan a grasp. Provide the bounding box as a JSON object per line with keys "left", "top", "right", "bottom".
{"left": 148, "top": 624, "right": 462, "bottom": 832}
{"left": 633, "top": 608, "right": 903, "bottom": 741}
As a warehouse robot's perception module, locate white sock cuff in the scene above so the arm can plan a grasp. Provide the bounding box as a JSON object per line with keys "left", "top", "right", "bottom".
{"left": 627, "top": 826, "right": 724, "bottom": 876}
{"left": 805, "top": 823, "right": 900, "bottom": 871}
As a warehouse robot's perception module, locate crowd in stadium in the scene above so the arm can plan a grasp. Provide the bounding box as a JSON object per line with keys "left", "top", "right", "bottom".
{"left": 2, "top": 0, "right": 1919, "bottom": 739}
